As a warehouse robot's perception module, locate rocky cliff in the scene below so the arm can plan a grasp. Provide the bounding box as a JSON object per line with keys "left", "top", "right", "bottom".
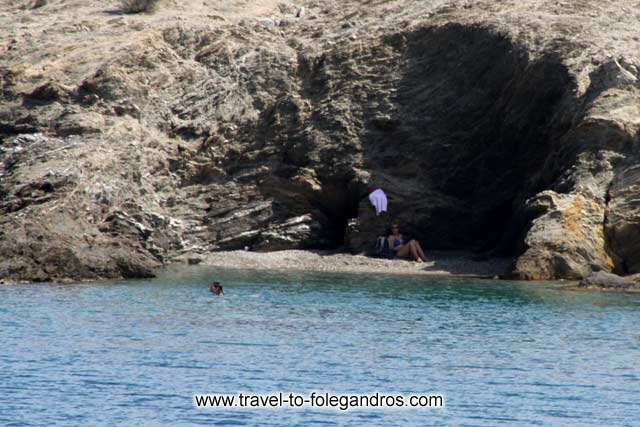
{"left": 1, "top": 0, "right": 639, "bottom": 282}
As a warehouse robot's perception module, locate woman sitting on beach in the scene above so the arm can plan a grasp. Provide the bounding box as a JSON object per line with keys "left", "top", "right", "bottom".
{"left": 388, "top": 224, "right": 427, "bottom": 262}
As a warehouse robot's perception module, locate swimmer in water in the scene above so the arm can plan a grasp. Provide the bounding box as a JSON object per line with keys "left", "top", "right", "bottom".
{"left": 210, "top": 282, "right": 224, "bottom": 296}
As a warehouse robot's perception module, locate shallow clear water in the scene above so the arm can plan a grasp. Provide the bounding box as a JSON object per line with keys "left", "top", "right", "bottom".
{"left": 1, "top": 268, "right": 639, "bottom": 426}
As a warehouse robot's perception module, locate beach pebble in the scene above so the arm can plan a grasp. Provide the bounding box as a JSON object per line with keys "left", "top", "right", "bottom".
{"left": 257, "top": 18, "right": 276, "bottom": 27}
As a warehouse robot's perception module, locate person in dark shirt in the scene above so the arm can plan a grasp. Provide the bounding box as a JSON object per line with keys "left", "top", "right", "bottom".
{"left": 210, "top": 282, "right": 224, "bottom": 296}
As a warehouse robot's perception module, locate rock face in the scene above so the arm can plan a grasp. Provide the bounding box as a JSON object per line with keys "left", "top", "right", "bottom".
{"left": 579, "top": 271, "right": 640, "bottom": 290}
{"left": 605, "top": 166, "right": 640, "bottom": 275}
{"left": 0, "top": 0, "right": 639, "bottom": 281}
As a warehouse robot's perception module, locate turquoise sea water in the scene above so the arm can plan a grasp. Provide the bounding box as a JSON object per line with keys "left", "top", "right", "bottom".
{"left": 1, "top": 267, "right": 639, "bottom": 426}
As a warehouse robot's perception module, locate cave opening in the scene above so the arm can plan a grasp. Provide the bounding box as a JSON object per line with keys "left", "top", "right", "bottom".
{"left": 318, "top": 24, "right": 574, "bottom": 254}
{"left": 312, "top": 180, "right": 364, "bottom": 248}
{"left": 247, "top": 24, "right": 574, "bottom": 254}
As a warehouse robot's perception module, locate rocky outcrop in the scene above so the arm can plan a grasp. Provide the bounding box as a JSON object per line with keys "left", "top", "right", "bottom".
{"left": 579, "top": 271, "right": 640, "bottom": 290}
{"left": 606, "top": 165, "right": 640, "bottom": 275}
{"left": 512, "top": 56, "right": 640, "bottom": 279}
{"left": 1, "top": 0, "right": 639, "bottom": 282}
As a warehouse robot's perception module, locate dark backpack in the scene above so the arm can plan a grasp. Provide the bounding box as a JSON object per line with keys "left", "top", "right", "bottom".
{"left": 375, "top": 236, "right": 395, "bottom": 259}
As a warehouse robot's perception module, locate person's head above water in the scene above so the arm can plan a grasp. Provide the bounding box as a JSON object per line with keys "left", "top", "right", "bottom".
{"left": 210, "top": 282, "right": 224, "bottom": 296}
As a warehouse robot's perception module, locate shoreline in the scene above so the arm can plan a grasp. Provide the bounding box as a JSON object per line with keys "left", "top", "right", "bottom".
{"left": 176, "top": 249, "right": 515, "bottom": 280}
{"left": 5, "top": 250, "right": 637, "bottom": 292}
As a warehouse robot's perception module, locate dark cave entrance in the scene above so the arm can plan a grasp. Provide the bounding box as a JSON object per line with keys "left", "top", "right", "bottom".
{"left": 317, "top": 24, "right": 574, "bottom": 254}
{"left": 313, "top": 180, "right": 364, "bottom": 248}
{"left": 379, "top": 25, "right": 572, "bottom": 254}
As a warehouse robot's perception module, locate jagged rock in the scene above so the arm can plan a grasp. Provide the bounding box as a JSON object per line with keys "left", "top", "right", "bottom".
{"left": 115, "top": 257, "right": 155, "bottom": 279}
{"left": 513, "top": 189, "right": 614, "bottom": 281}
{"left": 55, "top": 112, "right": 105, "bottom": 136}
{"left": 99, "top": 210, "right": 153, "bottom": 239}
{"left": 76, "top": 65, "right": 142, "bottom": 103}
{"left": 89, "top": 183, "right": 116, "bottom": 206}
{"left": 579, "top": 271, "right": 640, "bottom": 289}
{"left": 1, "top": 1, "right": 640, "bottom": 282}
{"left": 605, "top": 165, "right": 640, "bottom": 274}
{"left": 113, "top": 102, "right": 141, "bottom": 119}
{"left": 0, "top": 233, "right": 158, "bottom": 282}
{"left": 1, "top": 175, "right": 73, "bottom": 213}
{"left": 23, "top": 81, "right": 69, "bottom": 103}
{"left": 252, "top": 214, "right": 325, "bottom": 251}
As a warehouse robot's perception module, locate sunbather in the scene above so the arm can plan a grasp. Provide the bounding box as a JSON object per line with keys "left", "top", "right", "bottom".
{"left": 387, "top": 224, "right": 427, "bottom": 262}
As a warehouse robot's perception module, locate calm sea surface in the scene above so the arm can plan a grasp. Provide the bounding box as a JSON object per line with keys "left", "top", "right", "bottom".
{"left": 1, "top": 267, "right": 639, "bottom": 426}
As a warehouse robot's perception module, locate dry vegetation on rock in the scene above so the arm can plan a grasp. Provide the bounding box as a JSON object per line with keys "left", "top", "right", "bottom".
{"left": 119, "top": 0, "right": 161, "bottom": 14}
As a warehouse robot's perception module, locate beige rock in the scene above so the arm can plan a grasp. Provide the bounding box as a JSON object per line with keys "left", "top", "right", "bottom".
{"left": 605, "top": 165, "right": 640, "bottom": 274}
{"left": 1, "top": 0, "right": 640, "bottom": 282}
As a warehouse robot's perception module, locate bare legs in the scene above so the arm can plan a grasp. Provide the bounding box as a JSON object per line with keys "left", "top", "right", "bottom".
{"left": 410, "top": 240, "right": 427, "bottom": 262}
{"left": 395, "top": 240, "right": 427, "bottom": 262}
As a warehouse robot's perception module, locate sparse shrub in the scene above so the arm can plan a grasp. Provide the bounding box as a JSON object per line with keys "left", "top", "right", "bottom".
{"left": 31, "top": 0, "right": 47, "bottom": 9}
{"left": 119, "top": 0, "right": 161, "bottom": 13}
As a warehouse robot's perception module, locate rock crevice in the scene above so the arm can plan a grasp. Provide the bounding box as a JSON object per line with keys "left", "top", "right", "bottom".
{"left": 1, "top": 1, "right": 639, "bottom": 282}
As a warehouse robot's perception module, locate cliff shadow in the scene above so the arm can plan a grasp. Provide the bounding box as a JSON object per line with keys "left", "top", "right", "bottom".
{"left": 358, "top": 23, "right": 575, "bottom": 256}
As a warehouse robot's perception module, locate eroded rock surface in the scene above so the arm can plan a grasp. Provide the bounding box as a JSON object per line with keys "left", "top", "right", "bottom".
{"left": 579, "top": 271, "right": 640, "bottom": 290}
{"left": 1, "top": 0, "right": 639, "bottom": 281}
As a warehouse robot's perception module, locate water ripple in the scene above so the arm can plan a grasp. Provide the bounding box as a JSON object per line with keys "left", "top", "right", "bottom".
{"left": 1, "top": 268, "right": 639, "bottom": 426}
